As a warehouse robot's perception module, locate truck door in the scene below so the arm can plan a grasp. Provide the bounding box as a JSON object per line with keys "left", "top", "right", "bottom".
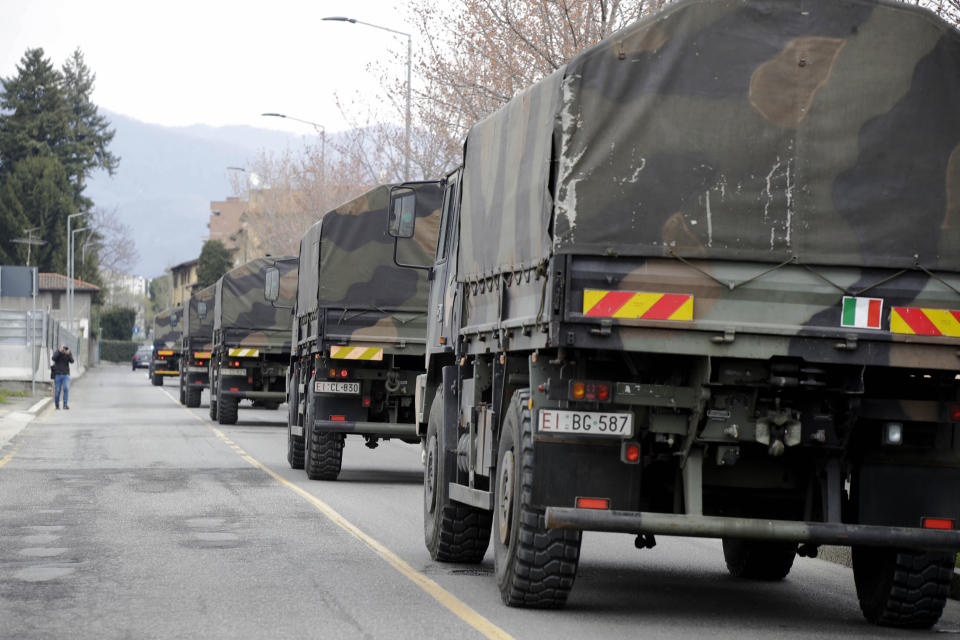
{"left": 428, "top": 169, "right": 461, "bottom": 355}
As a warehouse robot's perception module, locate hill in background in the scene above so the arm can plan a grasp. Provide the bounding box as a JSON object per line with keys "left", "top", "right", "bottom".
{"left": 85, "top": 111, "right": 310, "bottom": 279}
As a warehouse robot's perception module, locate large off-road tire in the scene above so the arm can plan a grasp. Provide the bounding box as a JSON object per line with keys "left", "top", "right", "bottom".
{"left": 287, "top": 368, "right": 304, "bottom": 470}
{"left": 179, "top": 376, "right": 186, "bottom": 405}
{"left": 218, "top": 392, "right": 238, "bottom": 425}
{"left": 852, "top": 546, "right": 954, "bottom": 628}
{"left": 722, "top": 538, "right": 797, "bottom": 581}
{"left": 304, "top": 389, "right": 344, "bottom": 480}
{"left": 209, "top": 382, "right": 218, "bottom": 421}
{"left": 424, "top": 398, "right": 491, "bottom": 563}
{"left": 151, "top": 372, "right": 163, "bottom": 386}
{"left": 494, "top": 390, "right": 582, "bottom": 608}
{"left": 185, "top": 386, "right": 201, "bottom": 408}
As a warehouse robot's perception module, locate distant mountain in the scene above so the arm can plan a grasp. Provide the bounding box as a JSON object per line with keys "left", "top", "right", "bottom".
{"left": 85, "top": 111, "right": 305, "bottom": 279}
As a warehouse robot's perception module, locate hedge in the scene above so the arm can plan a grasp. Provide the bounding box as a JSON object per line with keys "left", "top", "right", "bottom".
{"left": 101, "top": 340, "right": 140, "bottom": 363}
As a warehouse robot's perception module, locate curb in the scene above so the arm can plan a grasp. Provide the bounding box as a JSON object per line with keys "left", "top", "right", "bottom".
{"left": 0, "top": 396, "right": 51, "bottom": 448}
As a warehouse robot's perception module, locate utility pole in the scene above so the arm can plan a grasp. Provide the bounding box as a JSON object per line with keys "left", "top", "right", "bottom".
{"left": 12, "top": 227, "right": 46, "bottom": 266}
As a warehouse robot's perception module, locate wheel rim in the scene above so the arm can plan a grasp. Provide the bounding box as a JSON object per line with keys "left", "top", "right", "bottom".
{"left": 497, "top": 449, "right": 515, "bottom": 545}
{"left": 425, "top": 434, "right": 438, "bottom": 513}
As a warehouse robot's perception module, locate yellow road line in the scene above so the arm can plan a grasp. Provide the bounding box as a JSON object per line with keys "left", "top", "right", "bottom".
{"left": 162, "top": 386, "right": 513, "bottom": 640}
{"left": 0, "top": 446, "right": 21, "bottom": 469}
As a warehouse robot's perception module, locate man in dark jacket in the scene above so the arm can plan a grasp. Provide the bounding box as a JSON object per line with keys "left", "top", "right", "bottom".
{"left": 52, "top": 345, "right": 74, "bottom": 410}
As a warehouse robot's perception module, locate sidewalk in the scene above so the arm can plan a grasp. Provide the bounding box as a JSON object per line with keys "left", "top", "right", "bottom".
{"left": 0, "top": 388, "right": 53, "bottom": 449}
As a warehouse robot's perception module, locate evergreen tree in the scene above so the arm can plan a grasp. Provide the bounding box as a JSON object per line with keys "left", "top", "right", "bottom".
{"left": 0, "top": 48, "right": 69, "bottom": 173}
{"left": 61, "top": 49, "right": 119, "bottom": 207}
{"left": 0, "top": 176, "right": 29, "bottom": 264}
{"left": 197, "top": 240, "right": 234, "bottom": 288}
{"left": 5, "top": 155, "right": 73, "bottom": 272}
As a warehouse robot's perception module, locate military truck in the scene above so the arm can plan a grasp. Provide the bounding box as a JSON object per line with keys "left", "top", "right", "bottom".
{"left": 389, "top": 0, "right": 960, "bottom": 627}
{"left": 209, "top": 256, "right": 298, "bottom": 425}
{"left": 279, "top": 185, "right": 442, "bottom": 480}
{"left": 149, "top": 307, "right": 182, "bottom": 386}
{"left": 178, "top": 284, "right": 216, "bottom": 408}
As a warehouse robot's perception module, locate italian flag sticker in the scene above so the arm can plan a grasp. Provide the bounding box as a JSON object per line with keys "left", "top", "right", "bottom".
{"left": 841, "top": 296, "right": 883, "bottom": 330}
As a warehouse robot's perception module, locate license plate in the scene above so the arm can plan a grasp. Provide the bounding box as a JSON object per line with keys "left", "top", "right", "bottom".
{"left": 188, "top": 366, "right": 207, "bottom": 373}
{"left": 316, "top": 381, "right": 360, "bottom": 395}
{"left": 223, "top": 368, "right": 247, "bottom": 376}
{"left": 538, "top": 409, "right": 633, "bottom": 437}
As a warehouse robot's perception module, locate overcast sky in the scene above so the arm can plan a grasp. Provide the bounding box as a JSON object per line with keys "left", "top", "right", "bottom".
{"left": 0, "top": 0, "right": 416, "bottom": 135}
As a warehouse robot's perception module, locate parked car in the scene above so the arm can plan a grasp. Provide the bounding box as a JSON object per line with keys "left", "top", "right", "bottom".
{"left": 132, "top": 345, "right": 152, "bottom": 370}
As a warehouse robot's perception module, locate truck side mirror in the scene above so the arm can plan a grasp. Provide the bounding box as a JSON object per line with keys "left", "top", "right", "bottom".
{"left": 264, "top": 266, "right": 280, "bottom": 302}
{"left": 388, "top": 187, "right": 417, "bottom": 239}
{"left": 197, "top": 301, "right": 207, "bottom": 319}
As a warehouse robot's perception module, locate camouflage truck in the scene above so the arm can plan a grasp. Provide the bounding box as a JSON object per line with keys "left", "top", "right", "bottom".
{"left": 149, "top": 307, "right": 182, "bottom": 386}
{"left": 280, "top": 185, "right": 442, "bottom": 480}
{"left": 209, "top": 256, "right": 298, "bottom": 425}
{"left": 178, "top": 284, "right": 216, "bottom": 408}
{"left": 389, "top": 0, "right": 960, "bottom": 627}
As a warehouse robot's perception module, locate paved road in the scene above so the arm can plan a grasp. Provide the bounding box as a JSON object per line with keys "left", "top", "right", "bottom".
{"left": 2, "top": 365, "right": 958, "bottom": 639}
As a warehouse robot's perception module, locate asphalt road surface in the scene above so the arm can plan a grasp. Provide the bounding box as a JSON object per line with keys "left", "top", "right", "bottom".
{"left": 2, "top": 364, "right": 959, "bottom": 639}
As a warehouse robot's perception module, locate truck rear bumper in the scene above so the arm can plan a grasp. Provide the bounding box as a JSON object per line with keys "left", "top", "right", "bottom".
{"left": 155, "top": 370, "right": 180, "bottom": 376}
{"left": 219, "top": 390, "right": 285, "bottom": 401}
{"left": 544, "top": 508, "right": 960, "bottom": 552}
{"left": 313, "top": 419, "right": 418, "bottom": 438}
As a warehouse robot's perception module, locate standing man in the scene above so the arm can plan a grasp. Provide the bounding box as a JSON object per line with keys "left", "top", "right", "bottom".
{"left": 52, "top": 344, "right": 74, "bottom": 410}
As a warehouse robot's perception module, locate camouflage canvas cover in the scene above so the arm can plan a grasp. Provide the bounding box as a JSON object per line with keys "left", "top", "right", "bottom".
{"left": 214, "top": 256, "right": 298, "bottom": 348}
{"left": 459, "top": 0, "right": 960, "bottom": 279}
{"left": 153, "top": 308, "right": 182, "bottom": 348}
{"left": 182, "top": 284, "right": 216, "bottom": 346}
{"left": 313, "top": 184, "right": 442, "bottom": 312}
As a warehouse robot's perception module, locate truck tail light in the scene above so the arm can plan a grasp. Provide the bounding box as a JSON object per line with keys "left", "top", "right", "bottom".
{"left": 231, "top": 361, "right": 240, "bottom": 367}
{"left": 622, "top": 443, "right": 640, "bottom": 463}
{"left": 922, "top": 518, "right": 954, "bottom": 530}
{"left": 362, "top": 397, "right": 371, "bottom": 407}
{"left": 576, "top": 497, "right": 610, "bottom": 510}
{"left": 230, "top": 387, "right": 239, "bottom": 392}
{"left": 950, "top": 405, "right": 960, "bottom": 422}
{"left": 329, "top": 368, "right": 337, "bottom": 378}
{"left": 330, "top": 415, "right": 346, "bottom": 422}
{"left": 569, "top": 380, "right": 612, "bottom": 402}
{"left": 340, "top": 368, "right": 348, "bottom": 378}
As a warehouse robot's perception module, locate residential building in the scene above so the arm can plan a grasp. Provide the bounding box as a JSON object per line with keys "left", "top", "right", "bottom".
{"left": 169, "top": 258, "right": 199, "bottom": 308}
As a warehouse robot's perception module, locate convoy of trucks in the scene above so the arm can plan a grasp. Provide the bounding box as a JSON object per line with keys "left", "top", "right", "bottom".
{"left": 138, "top": 0, "right": 960, "bottom": 628}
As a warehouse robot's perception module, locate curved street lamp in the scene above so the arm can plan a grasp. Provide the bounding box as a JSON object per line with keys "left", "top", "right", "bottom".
{"left": 261, "top": 113, "right": 326, "bottom": 179}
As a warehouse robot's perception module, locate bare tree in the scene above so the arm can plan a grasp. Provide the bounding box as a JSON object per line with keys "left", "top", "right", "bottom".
{"left": 91, "top": 206, "right": 138, "bottom": 274}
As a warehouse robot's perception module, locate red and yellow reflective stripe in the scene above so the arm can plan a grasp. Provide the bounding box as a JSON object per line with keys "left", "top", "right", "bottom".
{"left": 890, "top": 307, "right": 960, "bottom": 337}
{"left": 330, "top": 345, "right": 384, "bottom": 361}
{"left": 583, "top": 289, "right": 693, "bottom": 321}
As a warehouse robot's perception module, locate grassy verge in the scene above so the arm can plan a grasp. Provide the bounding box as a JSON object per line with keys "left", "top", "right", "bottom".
{"left": 0, "top": 389, "right": 28, "bottom": 405}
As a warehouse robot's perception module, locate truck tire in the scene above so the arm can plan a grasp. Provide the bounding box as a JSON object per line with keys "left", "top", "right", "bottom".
{"left": 287, "top": 368, "right": 304, "bottom": 469}
{"left": 185, "top": 386, "right": 201, "bottom": 408}
{"left": 722, "top": 538, "right": 796, "bottom": 581}
{"left": 304, "top": 385, "right": 343, "bottom": 480}
{"left": 179, "top": 376, "right": 186, "bottom": 405}
{"left": 424, "top": 398, "right": 491, "bottom": 563}
{"left": 852, "top": 546, "right": 953, "bottom": 628}
{"left": 151, "top": 370, "right": 163, "bottom": 386}
{"left": 218, "top": 392, "right": 238, "bottom": 425}
{"left": 209, "top": 382, "right": 218, "bottom": 421}
{"left": 494, "top": 389, "right": 581, "bottom": 608}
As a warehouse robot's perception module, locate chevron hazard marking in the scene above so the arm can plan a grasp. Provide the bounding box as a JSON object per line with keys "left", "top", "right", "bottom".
{"left": 583, "top": 289, "right": 693, "bottom": 321}
{"left": 890, "top": 307, "right": 960, "bottom": 337}
{"left": 330, "top": 346, "right": 384, "bottom": 361}
{"left": 228, "top": 348, "right": 260, "bottom": 357}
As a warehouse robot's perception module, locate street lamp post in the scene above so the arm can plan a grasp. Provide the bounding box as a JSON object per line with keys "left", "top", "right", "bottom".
{"left": 261, "top": 113, "right": 326, "bottom": 182}
{"left": 71, "top": 226, "right": 89, "bottom": 336}
{"left": 322, "top": 16, "right": 411, "bottom": 181}
{"left": 66, "top": 211, "right": 91, "bottom": 333}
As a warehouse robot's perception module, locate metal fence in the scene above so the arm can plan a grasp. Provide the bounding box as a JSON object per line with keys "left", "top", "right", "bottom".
{"left": 0, "top": 309, "right": 82, "bottom": 353}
